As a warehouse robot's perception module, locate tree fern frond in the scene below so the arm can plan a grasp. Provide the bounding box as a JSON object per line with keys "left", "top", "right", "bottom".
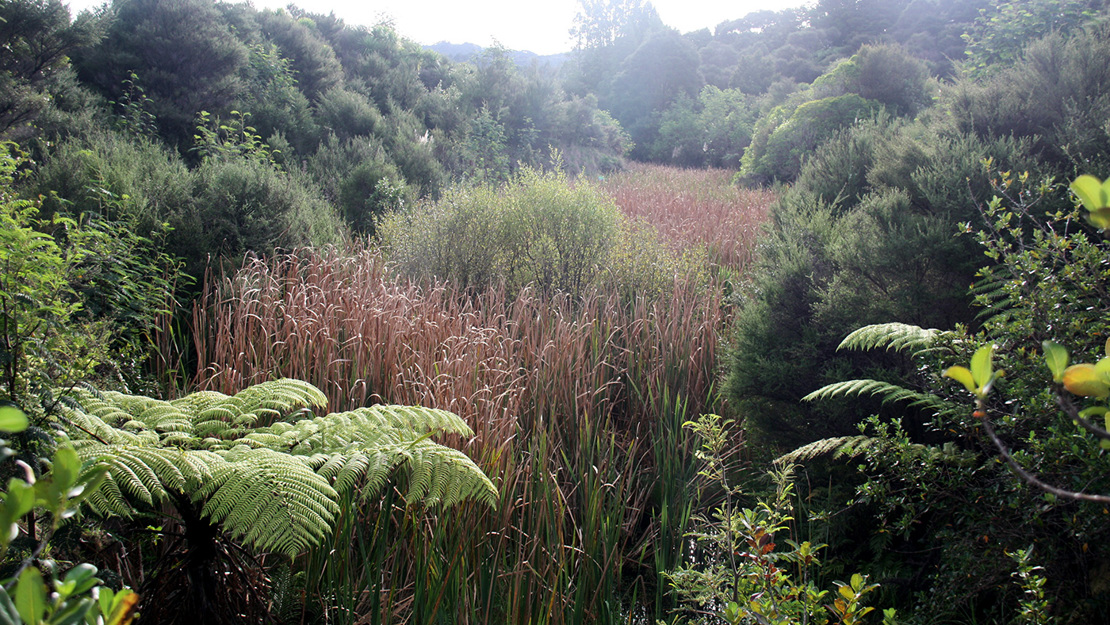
{"left": 58, "top": 379, "right": 496, "bottom": 561}
{"left": 401, "top": 441, "right": 498, "bottom": 508}
{"left": 354, "top": 405, "right": 476, "bottom": 438}
{"left": 803, "top": 379, "right": 948, "bottom": 411}
{"left": 775, "top": 435, "right": 889, "bottom": 465}
{"left": 837, "top": 323, "right": 942, "bottom": 354}
{"left": 81, "top": 471, "right": 134, "bottom": 518}
{"left": 198, "top": 448, "right": 339, "bottom": 558}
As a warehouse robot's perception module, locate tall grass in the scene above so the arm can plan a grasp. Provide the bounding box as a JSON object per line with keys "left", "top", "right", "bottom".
{"left": 601, "top": 163, "right": 773, "bottom": 269}
{"left": 190, "top": 167, "right": 774, "bottom": 624}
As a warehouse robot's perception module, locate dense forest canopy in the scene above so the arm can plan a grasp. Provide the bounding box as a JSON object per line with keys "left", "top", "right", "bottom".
{"left": 3, "top": 0, "right": 1110, "bottom": 623}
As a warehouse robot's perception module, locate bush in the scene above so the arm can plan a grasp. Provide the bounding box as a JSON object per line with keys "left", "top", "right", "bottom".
{"left": 30, "top": 130, "right": 192, "bottom": 234}
{"left": 741, "top": 94, "right": 881, "bottom": 184}
{"left": 729, "top": 116, "right": 1039, "bottom": 447}
{"left": 380, "top": 167, "right": 620, "bottom": 297}
{"left": 173, "top": 156, "right": 345, "bottom": 276}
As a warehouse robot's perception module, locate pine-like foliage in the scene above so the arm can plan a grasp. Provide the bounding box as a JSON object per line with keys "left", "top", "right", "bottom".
{"left": 60, "top": 379, "right": 497, "bottom": 557}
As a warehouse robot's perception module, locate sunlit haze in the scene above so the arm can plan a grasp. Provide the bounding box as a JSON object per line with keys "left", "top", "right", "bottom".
{"left": 66, "top": 0, "right": 811, "bottom": 56}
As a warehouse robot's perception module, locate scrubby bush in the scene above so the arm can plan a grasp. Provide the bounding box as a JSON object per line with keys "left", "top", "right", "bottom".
{"left": 380, "top": 166, "right": 620, "bottom": 297}
{"left": 173, "top": 156, "right": 345, "bottom": 276}
{"left": 742, "top": 94, "right": 881, "bottom": 184}
{"left": 730, "top": 117, "right": 1038, "bottom": 447}
{"left": 31, "top": 130, "right": 192, "bottom": 233}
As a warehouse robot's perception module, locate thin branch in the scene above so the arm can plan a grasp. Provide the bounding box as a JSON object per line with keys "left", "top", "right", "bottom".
{"left": 978, "top": 412, "right": 1110, "bottom": 504}
{"left": 1056, "top": 393, "right": 1110, "bottom": 441}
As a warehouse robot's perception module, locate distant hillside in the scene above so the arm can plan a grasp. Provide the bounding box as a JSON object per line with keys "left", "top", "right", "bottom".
{"left": 425, "top": 41, "right": 569, "bottom": 68}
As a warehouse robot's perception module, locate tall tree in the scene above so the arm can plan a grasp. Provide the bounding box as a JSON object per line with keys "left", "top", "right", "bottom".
{"left": 0, "top": 0, "right": 106, "bottom": 138}
{"left": 76, "top": 0, "right": 249, "bottom": 148}
{"left": 570, "top": 0, "right": 661, "bottom": 50}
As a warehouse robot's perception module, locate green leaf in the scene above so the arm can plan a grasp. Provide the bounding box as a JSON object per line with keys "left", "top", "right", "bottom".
{"left": 60, "top": 564, "right": 98, "bottom": 597}
{"left": 943, "top": 366, "right": 976, "bottom": 394}
{"left": 970, "top": 345, "right": 994, "bottom": 388}
{"left": 96, "top": 588, "right": 115, "bottom": 622}
{"left": 1071, "top": 175, "right": 1110, "bottom": 211}
{"left": 0, "top": 408, "right": 27, "bottom": 434}
{"left": 6, "top": 480, "right": 36, "bottom": 522}
{"left": 50, "top": 448, "right": 80, "bottom": 498}
{"left": 104, "top": 590, "right": 138, "bottom": 625}
{"left": 1043, "top": 341, "right": 1069, "bottom": 383}
{"left": 47, "top": 598, "right": 94, "bottom": 625}
{"left": 1088, "top": 207, "right": 1110, "bottom": 229}
{"left": 14, "top": 567, "right": 46, "bottom": 625}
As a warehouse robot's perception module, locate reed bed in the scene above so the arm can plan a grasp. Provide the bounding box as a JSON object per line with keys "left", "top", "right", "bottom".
{"left": 601, "top": 163, "right": 773, "bottom": 269}
{"left": 190, "top": 166, "right": 772, "bottom": 624}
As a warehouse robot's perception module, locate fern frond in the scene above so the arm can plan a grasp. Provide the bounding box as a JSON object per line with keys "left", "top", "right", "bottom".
{"left": 59, "top": 380, "right": 496, "bottom": 560}
{"left": 401, "top": 440, "right": 498, "bottom": 508}
{"left": 775, "top": 435, "right": 908, "bottom": 466}
{"left": 803, "top": 379, "right": 947, "bottom": 411}
{"left": 837, "top": 323, "right": 942, "bottom": 354}
{"left": 197, "top": 448, "right": 339, "bottom": 558}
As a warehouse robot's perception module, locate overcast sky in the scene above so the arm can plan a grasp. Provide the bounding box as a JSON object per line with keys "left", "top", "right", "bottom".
{"left": 67, "top": 0, "right": 812, "bottom": 55}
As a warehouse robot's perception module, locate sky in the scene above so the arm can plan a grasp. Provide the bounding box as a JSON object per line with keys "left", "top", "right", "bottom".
{"left": 67, "top": 0, "right": 811, "bottom": 56}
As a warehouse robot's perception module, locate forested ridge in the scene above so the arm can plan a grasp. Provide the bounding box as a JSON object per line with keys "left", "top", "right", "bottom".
{"left": 3, "top": 0, "right": 1110, "bottom": 623}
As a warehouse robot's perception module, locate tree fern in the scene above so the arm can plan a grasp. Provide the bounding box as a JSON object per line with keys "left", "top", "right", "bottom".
{"left": 790, "top": 323, "right": 957, "bottom": 470}
{"left": 775, "top": 435, "right": 894, "bottom": 465}
{"left": 837, "top": 322, "right": 943, "bottom": 354}
{"left": 803, "top": 379, "right": 947, "bottom": 411}
{"left": 58, "top": 379, "right": 497, "bottom": 560}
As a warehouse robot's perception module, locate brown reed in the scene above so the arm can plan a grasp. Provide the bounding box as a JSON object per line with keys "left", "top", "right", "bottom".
{"left": 189, "top": 166, "right": 774, "bottom": 624}
{"left": 601, "top": 163, "right": 773, "bottom": 269}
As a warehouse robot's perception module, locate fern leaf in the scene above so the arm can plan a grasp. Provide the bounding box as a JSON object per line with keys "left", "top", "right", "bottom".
{"left": 837, "top": 323, "right": 941, "bottom": 354}
{"left": 775, "top": 435, "right": 886, "bottom": 465}
{"left": 803, "top": 379, "right": 947, "bottom": 411}
{"left": 198, "top": 448, "right": 339, "bottom": 558}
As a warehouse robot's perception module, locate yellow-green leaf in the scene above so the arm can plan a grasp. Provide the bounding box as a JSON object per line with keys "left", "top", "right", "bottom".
{"left": 970, "top": 345, "right": 994, "bottom": 388}
{"left": 1089, "top": 207, "right": 1110, "bottom": 229}
{"left": 943, "top": 366, "right": 976, "bottom": 394}
{"left": 0, "top": 408, "right": 27, "bottom": 434}
{"left": 1071, "top": 175, "right": 1110, "bottom": 212}
{"left": 1062, "top": 364, "right": 1110, "bottom": 398}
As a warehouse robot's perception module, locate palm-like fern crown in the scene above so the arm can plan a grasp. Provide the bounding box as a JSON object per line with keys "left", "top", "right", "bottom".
{"left": 61, "top": 379, "right": 498, "bottom": 557}
{"left": 784, "top": 323, "right": 958, "bottom": 465}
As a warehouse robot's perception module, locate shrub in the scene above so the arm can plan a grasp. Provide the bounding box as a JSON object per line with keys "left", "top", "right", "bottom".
{"left": 380, "top": 166, "right": 620, "bottom": 297}
{"left": 757, "top": 94, "right": 882, "bottom": 183}
{"left": 30, "top": 130, "right": 192, "bottom": 234}
{"left": 173, "top": 156, "right": 345, "bottom": 276}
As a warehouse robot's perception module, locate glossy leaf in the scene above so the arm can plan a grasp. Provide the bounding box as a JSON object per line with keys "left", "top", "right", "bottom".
{"left": 970, "top": 345, "right": 994, "bottom": 388}
{"left": 1042, "top": 341, "right": 1069, "bottom": 383}
{"left": 14, "top": 567, "right": 45, "bottom": 625}
{"left": 1071, "top": 174, "right": 1110, "bottom": 211}
{"left": 0, "top": 408, "right": 27, "bottom": 434}
{"left": 943, "top": 366, "right": 976, "bottom": 394}
{"left": 0, "top": 588, "right": 18, "bottom": 625}
{"left": 105, "top": 589, "right": 139, "bottom": 625}
{"left": 1063, "top": 364, "right": 1110, "bottom": 398}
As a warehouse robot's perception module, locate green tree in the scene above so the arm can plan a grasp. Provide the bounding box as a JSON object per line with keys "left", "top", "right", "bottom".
{"left": 76, "top": 0, "right": 250, "bottom": 148}
{"left": 606, "top": 29, "right": 703, "bottom": 160}
{"left": 0, "top": 0, "right": 106, "bottom": 139}
{"left": 60, "top": 379, "right": 497, "bottom": 624}
{"left": 571, "top": 0, "right": 662, "bottom": 50}
{"left": 962, "top": 0, "right": 1105, "bottom": 77}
